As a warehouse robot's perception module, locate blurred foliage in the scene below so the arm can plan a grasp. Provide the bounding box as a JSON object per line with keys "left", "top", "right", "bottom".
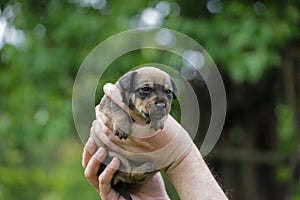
{"left": 174, "top": 1, "right": 299, "bottom": 83}
{"left": 0, "top": 0, "right": 299, "bottom": 199}
{"left": 276, "top": 104, "right": 296, "bottom": 156}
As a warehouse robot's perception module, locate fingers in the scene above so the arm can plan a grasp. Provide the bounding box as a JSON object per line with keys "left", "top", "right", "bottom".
{"left": 85, "top": 118, "right": 112, "bottom": 168}
{"left": 84, "top": 147, "right": 107, "bottom": 190}
{"left": 95, "top": 105, "right": 101, "bottom": 119}
{"left": 103, "top": 83, "right": 115, "bottom": 97}
{"left": 82, "top": 137, "right": 97, "bottom": 168}
{"left": 95, "top": 105, "right": 109, "bottom": 123}
{"left": 103, "top": 83, "right": 129, "bottom": 113}
{"left": 99, "top": 157, "right": 121, "bottom": 198}
{"left": 92, "top": 118, "right": 113, "bottom": 137}
{"left": 94, "top": 111, "right": 113, "bottom": 131}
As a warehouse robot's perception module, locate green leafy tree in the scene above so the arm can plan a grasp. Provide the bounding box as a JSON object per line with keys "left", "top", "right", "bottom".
{"left": 0, "top": 0, "right": 299, "bottom": 200}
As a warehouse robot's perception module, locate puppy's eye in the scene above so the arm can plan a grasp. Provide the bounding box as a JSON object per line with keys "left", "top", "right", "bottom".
{"left": 165, "top": 89, "right": 172, "bottom": 94}
{"left": 142, "top": 86, "right": 150, "bottom": 92}
{"left": 140, "top": 86, "right": 151, "bottom": 94}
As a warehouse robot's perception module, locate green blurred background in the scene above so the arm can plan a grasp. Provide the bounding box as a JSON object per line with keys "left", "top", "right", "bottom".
{"left": 0, "top": 0, "right": 299, "bottom": 199}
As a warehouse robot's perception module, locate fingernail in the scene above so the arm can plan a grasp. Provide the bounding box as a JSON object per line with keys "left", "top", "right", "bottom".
{"left": 110, "top": 157, "right": 120, "bottom": 168}
{"left": 103, "top": 84, "right": 111, "bottom": 93}
{"left": 94, "top": 147, "right": 105, "bottom": 162}
{"left": 98, "top": 147, "right": 104, "bottom": 154}
{"left": 103, "top": 83, "right": 115, "bottom": 97}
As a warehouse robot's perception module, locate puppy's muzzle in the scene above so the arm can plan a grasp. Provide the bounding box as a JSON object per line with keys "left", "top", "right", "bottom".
{"left": 149, "top": 98, "right": 169, "bottom": 120}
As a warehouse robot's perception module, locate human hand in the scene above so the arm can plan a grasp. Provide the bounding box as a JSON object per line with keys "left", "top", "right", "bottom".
{"left": 82, "top": 128, "right": 170, "bottom": 200}
{"left": 96, "top": 83, "right": 193, "bottom": 159}
{"left": 94, "top": 83, "right": 228, "bottom": 200}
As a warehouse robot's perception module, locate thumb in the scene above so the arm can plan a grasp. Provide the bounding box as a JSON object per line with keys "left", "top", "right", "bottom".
{"left": 103, "top": 83, "right": 115, "bottom": 98}
{"left": 103, "top": 83, "right": 129, "bottom": 114}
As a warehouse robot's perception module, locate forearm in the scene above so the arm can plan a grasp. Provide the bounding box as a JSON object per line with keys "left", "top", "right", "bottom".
{"left": 164, "top": 144, "right": 228, "bottom": 200}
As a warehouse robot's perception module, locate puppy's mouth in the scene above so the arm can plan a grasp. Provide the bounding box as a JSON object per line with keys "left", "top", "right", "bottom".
{"left": 142, "top": 112, "right": 151, "bottom": 123}
{"left": 143, "top": 112, "right": 150, "bottom": 118}
{"left": 128, "top": 104, "right": 151, "bottom": 124}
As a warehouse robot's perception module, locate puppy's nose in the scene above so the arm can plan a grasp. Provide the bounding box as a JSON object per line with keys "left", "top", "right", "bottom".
{"left": 155, "top": 101, "right": 166, "bottom": 108}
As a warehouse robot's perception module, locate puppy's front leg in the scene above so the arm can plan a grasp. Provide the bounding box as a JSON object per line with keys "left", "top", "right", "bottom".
{"left": 110, "top": 103, "right": 132, "bottom": 139}
{"left": 99, "top": 97, "right": 131, "bottom": 139}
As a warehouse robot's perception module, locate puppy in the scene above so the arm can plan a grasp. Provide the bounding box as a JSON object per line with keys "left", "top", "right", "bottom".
{"left": 92, "top": 66, "right": 177, "bottom": 188}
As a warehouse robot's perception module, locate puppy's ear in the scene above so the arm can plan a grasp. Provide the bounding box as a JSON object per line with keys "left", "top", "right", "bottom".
{"left": 170, "top": 78, "right": 178, "bottom": 100}
{"left": 118, "top": 71, "right": 137, "bottom": 91}
{"left": 118, "top": 71, "right": 137, "bottom": 104}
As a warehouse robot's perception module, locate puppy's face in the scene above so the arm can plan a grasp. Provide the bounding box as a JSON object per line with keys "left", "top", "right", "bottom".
{"left": 118, "top": 67, "right": 177, "bottom": 124}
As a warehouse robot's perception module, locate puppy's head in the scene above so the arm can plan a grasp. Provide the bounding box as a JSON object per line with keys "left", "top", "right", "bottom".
{"left": 117, "top": 67, "right": 177, "bottom": 125}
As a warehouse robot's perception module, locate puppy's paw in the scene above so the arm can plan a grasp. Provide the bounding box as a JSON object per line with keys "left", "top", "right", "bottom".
{"left": 114, "top": 129, "right": 128, "bottom": 139}
{"left": 113, "top": 125, "right": 130, "bottom": 139}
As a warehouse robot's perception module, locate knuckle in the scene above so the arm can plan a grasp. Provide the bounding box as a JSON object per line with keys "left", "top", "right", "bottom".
{"left": 84, "top": 168, "right": 92, "bottom": 179}
{"left": 84, "top": 138, "right": 96, "bottom": 152}
{"left": 102, "top": 126, "right": 110, "bottom": 134}
{"left": 85, "top": 137, "right": 96, "bottom": 149}
{"left": 103, "top": 118, "right": 110, "bottom": 126}
{"left": 89, "top": 128, "right": 95, "bottom": 138}
{"left": 92, "top": 120, "right": 98, "bottom": 127}
{"left": 98, "top": 173, "right": 106, "bottom": 185}
{"left": 94, "top": 147, "right": 106, "bottom": 161}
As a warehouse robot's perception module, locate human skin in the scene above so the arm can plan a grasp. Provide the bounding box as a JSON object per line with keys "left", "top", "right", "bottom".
{"left": 82, "top": 83, "right": 228, "bottom": 200}
{"left": 82, "top": 139, "right": 170, "bottom": 199}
